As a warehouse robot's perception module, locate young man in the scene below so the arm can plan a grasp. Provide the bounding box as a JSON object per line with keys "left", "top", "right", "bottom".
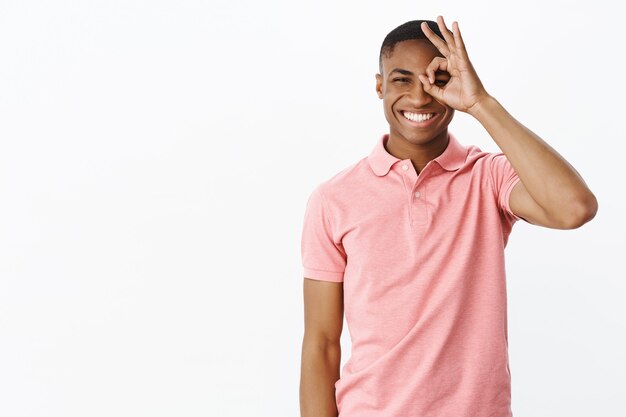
{"left": 299, "top": 17, "right": 598, "bottom": 417}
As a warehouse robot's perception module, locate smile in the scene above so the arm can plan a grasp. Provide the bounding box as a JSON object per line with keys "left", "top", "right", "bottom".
{"left": 400, "top": 110, "right": 439, "bottom": 127}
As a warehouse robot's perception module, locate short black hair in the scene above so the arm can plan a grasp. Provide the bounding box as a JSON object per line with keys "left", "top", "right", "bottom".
{"left": 379, "top": 20, "right": 445, "bottom": 75}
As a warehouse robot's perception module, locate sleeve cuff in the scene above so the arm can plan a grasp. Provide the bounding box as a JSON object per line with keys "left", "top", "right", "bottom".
{"left": 303, "top": 267, "right": 344, "bottom": 282}
{"left": 503, "top": 177, "right": 522, "bottom": 221}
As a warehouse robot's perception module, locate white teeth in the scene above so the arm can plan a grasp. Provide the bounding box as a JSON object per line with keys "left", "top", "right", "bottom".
{"left": 402, "top": 111, "right": 435, "bottom": 122}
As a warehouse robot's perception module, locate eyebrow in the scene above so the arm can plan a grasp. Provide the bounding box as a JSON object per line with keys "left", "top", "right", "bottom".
{"left": 388, "top": 67, "right": 449, "bottom": 77}
{"left": 389, "top": 68, "right": 414, "bottom": 76}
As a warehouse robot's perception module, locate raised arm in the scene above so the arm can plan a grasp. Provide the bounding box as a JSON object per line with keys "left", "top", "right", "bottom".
{"left": 419, "top": 16, "right": 598, "bottom": 229}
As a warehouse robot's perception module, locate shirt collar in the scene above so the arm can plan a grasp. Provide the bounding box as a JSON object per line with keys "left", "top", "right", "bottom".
{"left": 367, "top": 132, "right": 467, "bottom": 176}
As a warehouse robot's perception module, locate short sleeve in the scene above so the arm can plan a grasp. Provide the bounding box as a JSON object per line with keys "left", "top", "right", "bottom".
{"left": 300, "top": 185, "right": 347, "bottom": 282}
{"left": 488, "top": 152, "right": 523, "bottom": 223}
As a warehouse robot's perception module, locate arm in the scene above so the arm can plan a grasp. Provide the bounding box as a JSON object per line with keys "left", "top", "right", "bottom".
{"left": 300, "top": 277, "right": 343, "bottom": 417}
{"left": 468, "top": 95, "right": 598, "bottom": 229}
{"left": 418, "top": 16, "right": 598, "bottom": 229}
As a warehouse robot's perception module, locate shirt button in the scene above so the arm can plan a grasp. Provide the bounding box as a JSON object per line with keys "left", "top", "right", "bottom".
{"left": 414, "top": 191, "right": 421, "bottom": 198}
{"left": 402, "top": 164, "right": 409, "bottom": 171}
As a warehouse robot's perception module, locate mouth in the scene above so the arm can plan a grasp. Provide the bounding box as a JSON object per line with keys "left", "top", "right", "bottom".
{"left": 398, "top": 110, "right": 440, "bottom": 128}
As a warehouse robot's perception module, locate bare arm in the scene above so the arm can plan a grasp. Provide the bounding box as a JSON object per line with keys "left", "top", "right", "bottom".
{"left": 469, "top": 95, "right": 598, "bottom": 229}
{"left": 418, "top": 17, "right": 597, "bottom": 229}
{"left": 300, "top": 277, "right": 344, "bottom": 417}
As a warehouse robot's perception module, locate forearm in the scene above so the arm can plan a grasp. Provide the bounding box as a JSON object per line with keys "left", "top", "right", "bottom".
{"left": 300, "top": 338, "right": 341, "bottom": 417}
{"left": 468, "top": 95, "right": 597, "bottom": 222}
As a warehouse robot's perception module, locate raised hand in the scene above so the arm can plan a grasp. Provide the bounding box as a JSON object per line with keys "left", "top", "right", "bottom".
{"left": 419, "top": 16, "right": 490, "bottom": 113}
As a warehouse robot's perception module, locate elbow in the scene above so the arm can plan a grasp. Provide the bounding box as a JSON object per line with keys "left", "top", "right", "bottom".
{"left": 564, "top": 193, "right": 599, "bottom": 229}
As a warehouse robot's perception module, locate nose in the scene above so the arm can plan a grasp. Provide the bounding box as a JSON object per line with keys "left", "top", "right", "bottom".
{"left": 406, "top": 80, "right": 433, "bottom": 107}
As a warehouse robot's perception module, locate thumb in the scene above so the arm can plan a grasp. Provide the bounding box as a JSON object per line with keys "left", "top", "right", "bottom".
{"left": 418, "top": 74, "right": 443, "bottom": 99}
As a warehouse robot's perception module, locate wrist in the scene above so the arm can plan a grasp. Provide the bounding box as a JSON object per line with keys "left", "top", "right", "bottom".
{"left": 467, "top": 93, "right": 496, "bottom": 118}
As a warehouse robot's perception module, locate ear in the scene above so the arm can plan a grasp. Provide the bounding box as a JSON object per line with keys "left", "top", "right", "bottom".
{"left": 375, "top": 73, "right": 383, "bottom": 99}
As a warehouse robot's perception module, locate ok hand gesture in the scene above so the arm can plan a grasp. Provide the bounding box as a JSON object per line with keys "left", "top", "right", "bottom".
{"left": 419, "top": 16, "right": 491, "bottom": 114}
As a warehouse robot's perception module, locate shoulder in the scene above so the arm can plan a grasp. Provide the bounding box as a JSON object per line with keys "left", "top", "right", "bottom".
{"left": 445, "top": 132, "right": 492, "bottom": 169}
{"left": 312, "top": 157, "right": 369, "bottom": 198}
{"left": 463, "top": 143, "right": 508, "bottom": 171}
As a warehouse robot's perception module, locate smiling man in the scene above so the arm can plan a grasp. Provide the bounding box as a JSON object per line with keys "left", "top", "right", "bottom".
{"left": 299, "top": 17, "right": 598, "bottom": 417}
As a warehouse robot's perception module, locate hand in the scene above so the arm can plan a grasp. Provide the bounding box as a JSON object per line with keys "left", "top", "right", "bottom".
{"left": 419, "top": 16, "right": 491, "bottom": 114}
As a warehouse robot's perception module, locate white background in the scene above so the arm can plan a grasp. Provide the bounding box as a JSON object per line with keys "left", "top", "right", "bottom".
{"left": 0, "top": 1, "right": 624, "bottom": 416}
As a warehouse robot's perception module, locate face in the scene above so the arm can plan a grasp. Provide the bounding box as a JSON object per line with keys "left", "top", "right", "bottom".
{"left": 376, "top": 39, "right": 454, "bottom": 145}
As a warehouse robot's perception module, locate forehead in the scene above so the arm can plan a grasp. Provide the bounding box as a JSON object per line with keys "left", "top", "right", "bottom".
{"left": 382, "top": 39, "right": 443, "bottom": 75}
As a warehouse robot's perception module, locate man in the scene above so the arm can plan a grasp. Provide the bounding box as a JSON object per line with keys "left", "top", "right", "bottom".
{"left": 299, "top": 16, "right": 597, "bottom": 417}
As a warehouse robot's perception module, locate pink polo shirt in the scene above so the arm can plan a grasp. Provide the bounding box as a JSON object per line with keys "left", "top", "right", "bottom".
{"left": 301, "top": 131, "right": 523, "bottom": 417}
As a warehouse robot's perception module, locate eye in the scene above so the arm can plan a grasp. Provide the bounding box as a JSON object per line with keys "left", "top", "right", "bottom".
{"left": 435, "top": 79, "right": 449, "bottom": 85}
{"left": 392, "top": 78, "right": 410, "bottom": 83}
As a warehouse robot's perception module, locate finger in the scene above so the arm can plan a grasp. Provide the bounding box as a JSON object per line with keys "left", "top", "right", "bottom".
{"left": 451, "top": 21, "right": 468, "bottom": 59}
{"left": 418, "top": 74, "right": 443, "bottom": 98}
{"left": 425, "top": 56, "right": 448, "bottom": 83}
{"left": 436, "top": 15, "right": 457, "bottom": 50}
{"left": 420, "top": 21, "right": 450, "bottom": 56}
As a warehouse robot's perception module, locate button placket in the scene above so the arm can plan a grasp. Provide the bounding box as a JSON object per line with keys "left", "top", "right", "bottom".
{"left": 398, "top": 161, "right": 428, "bottom": 228}
{"left": 411, "top": 169, "right": 428, "bottom": 228}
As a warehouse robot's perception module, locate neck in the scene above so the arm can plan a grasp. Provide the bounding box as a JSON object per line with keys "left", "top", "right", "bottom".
{"left": 385, "top": 128, "right": 449, "bottom": 174}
